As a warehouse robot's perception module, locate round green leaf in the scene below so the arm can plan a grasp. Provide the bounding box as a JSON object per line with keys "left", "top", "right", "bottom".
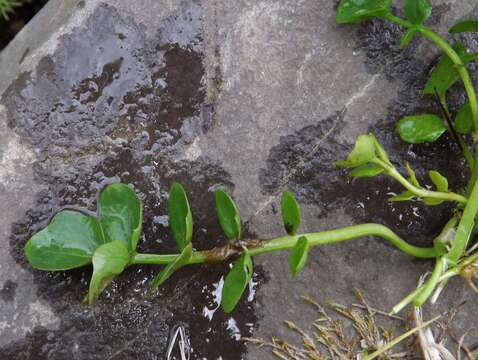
{"left": 335, "top": 134, "right": 377, "bottom": 168}
{"left": 405, "top": 0, "right": 432, "bottom": 25}
{"left": 289, "top": 236, "right": 310, "bottom": 277}
{"left": 168, "top": 182, "right": 193, "bottom": 251}
{"left": 215, "top": 189, "right": 241, "bottom": 241}
{"left": 25, "top": 210, "right": 106, "bottom": 271}
{"left": 88, "top": 240, "right": 130, "bottom": 304}
{"left": 99, "top": 183, "right": 143, "bottom": 251}
{"left": 455, "top": 101, "right": 473, "bottom": 134}
{"left": 396, "top": 114, "right": 446, "bottom": 144}
{"left": 281, "top": 191, "right": 301, "bottom": 235}
{"left": 221, "top": 252, "right": 253, "bottom": 313}
{"left": 336, "top": 0, "right": 392, "bottom": 24}
{"left": 150, "top": 243, "right": 193, "bottom": 291}
{"left": 450, "top": 20, "right": 478, "bottom": 34}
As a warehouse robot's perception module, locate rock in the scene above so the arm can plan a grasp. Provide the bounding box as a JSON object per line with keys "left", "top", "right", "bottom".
{"left": 0, "top": 0, "right": 477, "bottom": 359}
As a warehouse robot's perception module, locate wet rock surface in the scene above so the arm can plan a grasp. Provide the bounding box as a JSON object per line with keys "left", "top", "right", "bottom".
{"left": 1, "top": 0, "right": 478, "bottom": 359}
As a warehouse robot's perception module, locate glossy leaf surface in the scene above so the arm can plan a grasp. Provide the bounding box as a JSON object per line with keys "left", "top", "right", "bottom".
{"left": 221, "top": 252, "right": 253, "bottom": 313}
{"left": 215, "top": 189, "right": 241, "bottom": 241}
{"left": 450, "top": 20, "right": 478, "bottom": 34}
{"left": 455, "top": 101, "right": 473, "bottom": 134}
{"left": 25, "top": 210, "right": 106, "bottom": 271}
{"left": 99, "top": 183, "right": 143, "bottom": 251}
{"left": 336, "top": 0, "right": 392, "bottom": 24}
{"left": 168, "top": 182, "right": 193, "bottom": 251}
{"left": 281, "top": 191, "right": 301, "bottom": 235}
{"left": 289, "top": 236, "right": 310, "bottom": 277}
{"left": 150, "top": 243, "right": 193, "bottom": 290}
{"left": 397, "top": 114, "right": 446, "bottom": 144}
{"left": 405, "top": 0, "right": 432, "bottom": 24}
{"left": 88, "top": 240, "right": 129, "bottom": 304}
{"left": 336, "top": 134, "right": 376, "bottom": 168}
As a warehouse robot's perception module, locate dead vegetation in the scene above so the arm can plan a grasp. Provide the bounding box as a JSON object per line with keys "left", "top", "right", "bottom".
{"left": 245, "top": 289, "right": 477, "bottom": 360}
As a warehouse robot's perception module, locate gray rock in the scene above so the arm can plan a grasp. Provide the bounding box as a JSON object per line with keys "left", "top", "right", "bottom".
{"left": 0, "top": 0, "right": 477, "bottom": 359}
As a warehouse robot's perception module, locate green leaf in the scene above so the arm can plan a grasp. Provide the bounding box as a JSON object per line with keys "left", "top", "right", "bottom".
{"left": 215, "top": 189, "right": 241, "bottom": 241}
{"left": 336, "top": 0, "right": 392, "bottom": 24}
{"left": 406, "top": 162, "right": 421, "bottom": 187}
{"left": 281, "top": 191, "right": 301, "bottom": 235}
{"left": 168, "top": 182, "right": 193, "bottom": 251}
{"left": 428, "top": 170, "right": 448, "bottom": 192}
{"left": 221, "top": 252, "right": 253, "bottom": 313}
{"left": 396, "top": 114, "right": 446, "bottom": 144}
{"left": 371, "top": 134, "right": 392, "bottom": 165}
{"left": 463, "top": 51, "right": 478, "bottom": 63}
{"left": 423, "top": 197, "right": 444, "bottom": 206}
{"left": 335, "top": 134, "right": 377, "bottom": 168}
{"left": 150, "top": 243, "right": 193, "bottom": 290}
{"left": 450, "top": 20, "right": 478, "bottom": 34}
{"left": 25, "top": 210, "right": 106, "bottom": 271}
{"left": 350, "top": 163, "right": 384, "bottom": 177}
{"left": 389, "top": 190, "right": 416, "bottom": 202}
{"left": 455, "top": 101, "right": 473, "bottom": 134}
{"left": 400, "top": 28, "right": 419, "bottom": 49}
{"left": 88, "top": 240, "right": 129, "bottom": 304}
{"left": 405, "top": 0, "right": 432, "bottom": 25}
{"left": 289, "top": 236, "right": 310, "bottom": 277}
{"left": 99, "top": 183, "right": 143, "bottom": 252}
{"left": 423, "top": 43, "right": 472, "bottom": 99}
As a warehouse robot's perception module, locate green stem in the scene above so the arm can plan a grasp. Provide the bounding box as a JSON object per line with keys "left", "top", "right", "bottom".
{"left": 412, "top": 257, "right": 447, "bottom": 306}
{"left": 131, "top": 223, "right": 441, "bottom": 266}
{"left": 447, "top": 180, "right": 478, "bottom": 264}
{"left": 384, "top": 14, "right": 478, "bottom": 135}
{"left": 372, "top": 158, "right": 467, "bottom": 204}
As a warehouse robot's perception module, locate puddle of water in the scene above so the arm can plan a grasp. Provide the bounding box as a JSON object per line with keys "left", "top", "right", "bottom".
{"left": 1, "top": 2, "right": 263, "bottom": 359}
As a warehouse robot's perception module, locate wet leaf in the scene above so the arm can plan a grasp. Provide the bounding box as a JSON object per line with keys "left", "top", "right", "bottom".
{"left": 99, "top": 183, "right": 143, "bottom": 252}
{"left": 336, "top": 0, "right": 392, "bottom": 24}
{"left": 215, "top": 189, "right": 241, "bottom": 241}
{"left": 150, "top": 243, "right": 193, "bottom": 291}
{"left": 389, "top": 191, "right": 415, "bottom": 202}
{"left": 281, "top": 191, "right": 301, "bottom": 235}
{"left": 222, "top": 252, "right": 253, "bottom": 313}
{"left": 396, "top": 114, "right": 446, "bottom": 144}
{"left": 25, "top": 210, "right": 106, "bottom": 271}
{"left": 423, "top": 43, "right": 472, "bottom": 99}
{"left": 289, "top": 236, "right": 310, "bottom": 277}
{"left": 335, "top": 134, "right": 377, "bottom": 168}
{"left": 88, "top": 240, "right": 129, "bottom": 304}
{"left": 406, "top": 162, "right": 421, "bottom": 187}
{"left": 450, "top": 20, "right": 478, "bottom": 34}
{"left": 400, "top": 28, "right": 418, "bottom": 48}
{"left": 168, "top": 182, "right": 193, "bottom": 251}
{"left": 405, "top": 0, "right": 432, "bottom": 24}
{"left": 455, "top": 101, "right": 473, "bottom": 134}
{"left": 428, "top": 170, "right": 448, "bottom": 192}
{"left": 350, "top": 163, "right": 384, "bottom": 177}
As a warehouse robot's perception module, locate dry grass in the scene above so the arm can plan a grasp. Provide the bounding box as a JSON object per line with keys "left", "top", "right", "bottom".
{"left": 245, "top": 289, "right": 476, "bottom": 360}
